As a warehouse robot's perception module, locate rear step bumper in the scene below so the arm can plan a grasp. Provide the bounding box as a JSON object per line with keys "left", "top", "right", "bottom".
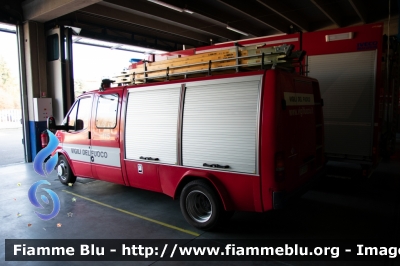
{"left": 273, "top": 167, "right": 327, "bottom": 209}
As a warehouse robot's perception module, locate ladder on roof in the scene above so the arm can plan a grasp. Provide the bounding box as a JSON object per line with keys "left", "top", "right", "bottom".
{"left": 113, "top": 43, "right": 305, "bottom": 85}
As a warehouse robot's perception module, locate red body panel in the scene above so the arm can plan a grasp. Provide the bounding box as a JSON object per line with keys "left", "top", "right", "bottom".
{"left": 58, "top": 95, "right": 93, "bottom": 178}
{"left": 259, "top": 71, "right": 276, "bottom": 210}
{"left": 303, "top": 23, "right": 383, "bottom": 56}
{"left": 158, "top": 165, "right": 262, "bottom": 211}
{"left": 260, "top": 70, "right": 323, "bottom": 210}
{"left": 90, "top": 88, "right": 125, "bottom": 185}
{"left": 124, "top": 161, "right": 162, "bottom": 192}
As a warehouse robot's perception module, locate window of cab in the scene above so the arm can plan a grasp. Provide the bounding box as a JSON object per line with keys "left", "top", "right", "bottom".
{"left": 95, "top": 94, "right": 119, "bottom": 129}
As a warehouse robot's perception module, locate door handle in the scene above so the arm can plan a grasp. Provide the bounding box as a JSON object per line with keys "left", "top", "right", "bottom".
{"left": 203, "top": 163, "right": 230, "bottom": 169}
{"left": 140, "top": 156, "right": 159, "bottom": 161}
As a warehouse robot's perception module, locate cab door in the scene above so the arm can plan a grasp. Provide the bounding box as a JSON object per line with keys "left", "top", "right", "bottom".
{"left": 61, "top": 96, "right": 93, "bottom": 178}
{"left": 90, "top": 90, "right": 124, "bottom": 185}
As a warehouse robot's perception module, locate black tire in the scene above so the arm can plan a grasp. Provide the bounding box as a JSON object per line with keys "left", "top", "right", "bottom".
{"left": 180, "top": 180, "right": 223, "bottom": 231}
{"left": 57, "top": 154, "right": 76, "bottom": 185}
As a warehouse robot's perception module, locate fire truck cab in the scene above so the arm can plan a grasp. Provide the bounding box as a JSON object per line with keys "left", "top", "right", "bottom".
{"left": 49, "top": 45, "right": 325, "bottom": 230}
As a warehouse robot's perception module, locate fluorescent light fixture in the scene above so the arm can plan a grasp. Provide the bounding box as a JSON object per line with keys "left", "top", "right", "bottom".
{"left": 111, "top": 44, "right": 123, "bottom": 50}
{"left": 184, "top": 9, "right": 194, "bottom": 14}
{"left": 226, "top": 26, "right": 248, "bottom": 36}
{"left": 325, "top": 32, "right": 353, "bottom": 42}
{"left": 148, "top": 0, "right": 183, "bottom": 12}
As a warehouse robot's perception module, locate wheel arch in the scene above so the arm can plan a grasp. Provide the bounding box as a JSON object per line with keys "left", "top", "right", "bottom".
{"left": 174, "top": 171, "right": 234, "bottom": 211}
{"left": 56, "top": 150, "right": 77, "bottom": 176}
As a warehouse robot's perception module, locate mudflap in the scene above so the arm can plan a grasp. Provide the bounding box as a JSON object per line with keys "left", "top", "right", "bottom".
{"left": 273, "top": 167, "right": 327, "bottom": 210}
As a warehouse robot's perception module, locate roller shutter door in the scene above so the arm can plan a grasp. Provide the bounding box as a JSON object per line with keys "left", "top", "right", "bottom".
{"left": 182, "top": 75, "right": 262, "bottom": 174}
{"left": 125, "top": 85, "right": 180, "bottom": 164}
{"left": 308, "top": 50, "right": 377, "bottom": 158}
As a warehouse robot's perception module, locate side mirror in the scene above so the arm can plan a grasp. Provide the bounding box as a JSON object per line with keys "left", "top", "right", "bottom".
{"left": 47, "top": 117, "right": 56, "bottom": 130}
{"left": 75, "top": 119, "right": 84, "bottom": 131}
{"left": 47, "top": 116, "right": 71, "bottom": 131}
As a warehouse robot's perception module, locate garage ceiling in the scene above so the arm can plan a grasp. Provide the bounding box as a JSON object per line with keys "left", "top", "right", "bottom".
{"left": 1, "top": 0, "right": 398, "bottom": 52}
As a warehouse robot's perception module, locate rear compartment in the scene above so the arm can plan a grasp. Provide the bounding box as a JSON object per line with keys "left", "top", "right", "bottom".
{"left": 261, "top": 70, "right": 324, "bottom": 209}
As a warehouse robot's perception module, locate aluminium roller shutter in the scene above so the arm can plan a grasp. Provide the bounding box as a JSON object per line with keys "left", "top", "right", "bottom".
{"left": 125, "top": 85, "right": 180, "bottom": 164}
{"left": 182, "top": 75, "right": 262, "bottom": 174}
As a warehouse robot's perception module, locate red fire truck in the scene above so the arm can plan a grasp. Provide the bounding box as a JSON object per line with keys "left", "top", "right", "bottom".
{"left": 48, "top": 44, "right": 325, "bottom": 230}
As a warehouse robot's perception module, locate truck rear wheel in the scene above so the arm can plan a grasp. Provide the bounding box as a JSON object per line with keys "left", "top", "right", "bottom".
{"left": 57, "top": 154, "right": 76, "bottom": 185}
{"left": 180, "top": 180, "right": 223, "bottom": 231}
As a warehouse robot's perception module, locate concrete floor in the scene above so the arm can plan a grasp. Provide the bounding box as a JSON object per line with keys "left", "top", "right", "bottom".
{"left": 0, "top": 128, "right": 25, "bottom": 166}
{"left": 0, "top": 137, "right": 399, "bottom": 266}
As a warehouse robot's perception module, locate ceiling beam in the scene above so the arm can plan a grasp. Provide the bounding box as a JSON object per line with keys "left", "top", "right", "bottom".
{"left": 102, "top": 0, "right": 238, "bottom": 41}
{"left": 22, "top": 0, "right": 101, "bottom": 22}
{"left": 53, "top": 14, "right": 200, "bottom": 49}
{"left": 256, "top": 0, "right": 311, "bottom": 32}
{"left": 74, "top": 31, "right": 173, "bottom": 52}
{"left": 72, "top": 23, "right": 178, "bottom": 51}
{"left": 309, "top": 0, "right": 342, "bottom": 27}
{"left": 79, "top": 4, "right": 211, "bottom": 44}
{"left": 178, "top": 0, "right": 262, "bottom": 38}
{"left": 348, "top": 0, "right": 367, "bottom": 24}
{"left": 216, "top": 0, "right": 289, "bottom": 34}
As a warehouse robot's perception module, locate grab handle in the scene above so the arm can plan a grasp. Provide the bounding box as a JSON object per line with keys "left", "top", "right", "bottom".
{"left": 140, "top": 156, "right": 159, "bottom": 161}
{"left": 203, "top": 163, "right": 230, "bottom": 169}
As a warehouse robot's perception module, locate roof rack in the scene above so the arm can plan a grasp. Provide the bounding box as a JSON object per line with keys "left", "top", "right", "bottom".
{"left": 113, "top": 44, "right": 305, "bottom": 85}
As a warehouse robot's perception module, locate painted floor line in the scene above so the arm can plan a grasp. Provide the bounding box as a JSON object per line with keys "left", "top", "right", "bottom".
{"left": 62, "top": 190, "right": 200, "bottom": 237}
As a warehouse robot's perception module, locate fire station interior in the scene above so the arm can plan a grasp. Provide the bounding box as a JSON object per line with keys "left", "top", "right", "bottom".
{"left": 1, "top": 0, "right": 400, "bottom": 264}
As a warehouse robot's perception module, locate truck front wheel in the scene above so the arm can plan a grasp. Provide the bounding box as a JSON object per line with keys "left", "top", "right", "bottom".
{"left": 180, "top": 180, "right": 223, "bottom": 231}
{"left": 57, "top": 154, "right": 76, "bottom": 185}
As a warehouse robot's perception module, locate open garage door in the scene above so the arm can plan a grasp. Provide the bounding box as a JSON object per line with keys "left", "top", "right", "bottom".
{"left": 0, "top": 23, "right": 25, "bottom": 166}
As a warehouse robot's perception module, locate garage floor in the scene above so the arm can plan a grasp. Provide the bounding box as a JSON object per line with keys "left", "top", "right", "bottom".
{"left": 1, "top": 136, "right": 399, "bottom": 266}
